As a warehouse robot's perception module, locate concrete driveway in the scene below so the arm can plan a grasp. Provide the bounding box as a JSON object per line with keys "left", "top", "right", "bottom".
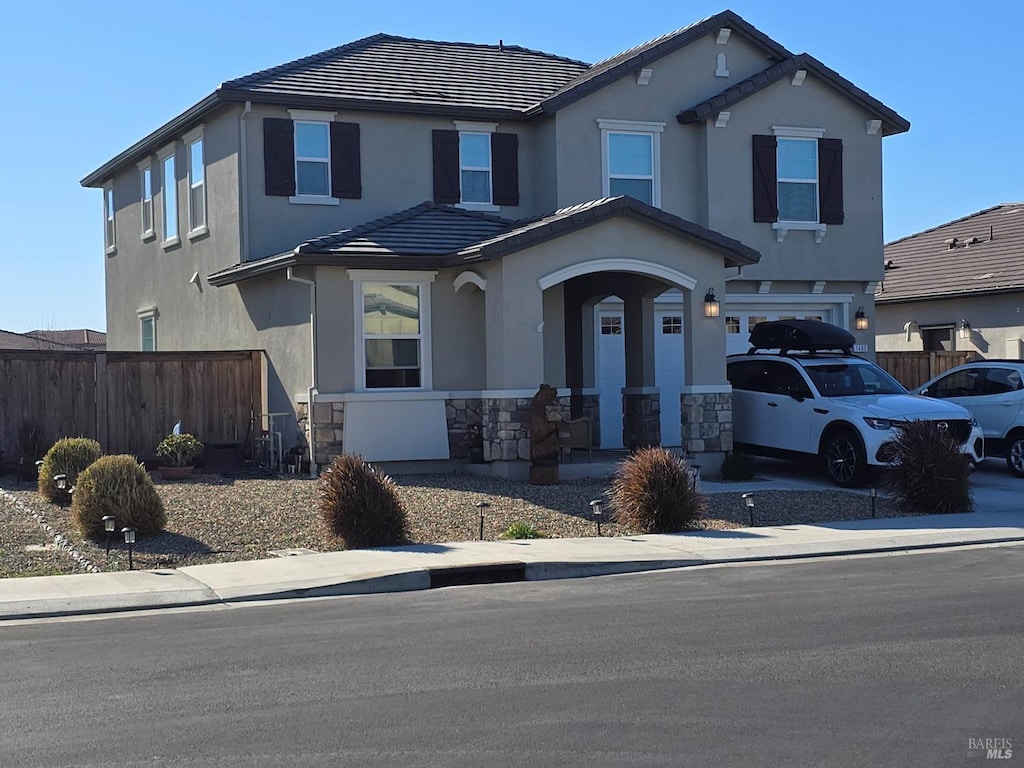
{"left": 746, "top": 456, "right": 1023, "bottom": 513}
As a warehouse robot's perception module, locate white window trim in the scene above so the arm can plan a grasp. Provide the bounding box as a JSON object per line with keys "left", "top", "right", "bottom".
{"left": 773, "top": 127, "right": 823, "bottom": 234}
{"left": 157, "top": 144, "right": 179, "bottom": 248}
{"left": 348, "top": 269, "right": 437, "bottom": 392}
{"left": 292, "top": 119, "right": 332, "bottom": 199}
{"left": 137, "top": 306, "right": 158, "bottom": 351}
{"left": 453, "top": 121, "right": 499, "bottom": 211}
{"left": 597, "top": 119, "right": 664, "bottom": 207}
{"left": 137, "top": 159, "right": 155, "bottom": 242}
{"left": 184, "top": 124, "right": 207, "bottom": 238}
{"left": 103, "top": 183, "right": 116, "bottom": 255}
{"left": 772, "top": 125, "right": 826, "bottom": 139}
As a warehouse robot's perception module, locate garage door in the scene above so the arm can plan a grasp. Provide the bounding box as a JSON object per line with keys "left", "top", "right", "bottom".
{"left": 726, "top": 310, "right": 826, "bottom": 356}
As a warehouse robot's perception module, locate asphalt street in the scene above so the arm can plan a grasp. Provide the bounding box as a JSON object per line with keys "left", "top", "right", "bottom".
{"left": 3, "top": 546, "right": 1023, "bottom": 767}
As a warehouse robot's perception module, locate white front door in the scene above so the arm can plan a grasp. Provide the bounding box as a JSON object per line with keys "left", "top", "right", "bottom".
{"left": 655, "top": 310, "right": 685, "bottom": 446}
{"left": 597, "top": 309, "right": 625, "bottom": 449}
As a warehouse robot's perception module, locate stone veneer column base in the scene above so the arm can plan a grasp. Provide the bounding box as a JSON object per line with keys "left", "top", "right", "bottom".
{"left": 681, "top": 391, "right": 733, "bottom": 457}
{"left": 445, "top": 398, "right": 484, "bottom": 461}
{"left": 622, "top": 391, "right": 661, "bottom": 449}
{"left": 308, "top": 400, "right": 345, "bottom": 468}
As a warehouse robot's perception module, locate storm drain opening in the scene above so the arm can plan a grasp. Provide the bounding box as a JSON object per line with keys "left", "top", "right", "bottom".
{"left": 428, "top": 562, "right": 526, "bottom": 589}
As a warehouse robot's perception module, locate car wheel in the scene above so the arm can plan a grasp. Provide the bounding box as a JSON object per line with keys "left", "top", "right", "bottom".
{"left": 823, "top": 430, "right": 868, "bottom": 488}
{"left": 1006, "top": 434, "right": 1024, "bottom": 477}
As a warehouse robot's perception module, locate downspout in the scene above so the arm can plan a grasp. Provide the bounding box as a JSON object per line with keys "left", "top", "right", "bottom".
{"left": 287, "top": 267, "right": 319, "bottom": 477}
{"left": 239, "top": 101, "right": 252, "bottom": 261}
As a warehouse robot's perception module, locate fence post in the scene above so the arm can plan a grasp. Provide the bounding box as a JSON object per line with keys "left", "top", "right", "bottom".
{"left": 94, "top": 353, "right": 108, "bottom": 452}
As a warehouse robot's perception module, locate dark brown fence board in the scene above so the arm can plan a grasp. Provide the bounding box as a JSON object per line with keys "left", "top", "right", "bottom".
{"left": 0, "top": 350, "right": 265, "bottom": 466}
{"left": 876, "top": 351, "right": 977, "bottom": 390}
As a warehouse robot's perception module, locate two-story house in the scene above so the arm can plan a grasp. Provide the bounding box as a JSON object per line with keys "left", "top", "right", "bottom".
{"left": 81, "top": 9, "right": 908, "bottom": 476}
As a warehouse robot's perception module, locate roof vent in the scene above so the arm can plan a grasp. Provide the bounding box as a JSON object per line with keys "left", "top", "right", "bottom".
{"left": 884, "top": 259, "right": 896, "bottom": 271}
{"left": 498, "top": 39, "right": 504, "bottom": 52}
{"left": 945, "top": 237, "right": 959, "bottom": 250}
{"left": 965, "top": 236, "right": 980, "bottom": 247}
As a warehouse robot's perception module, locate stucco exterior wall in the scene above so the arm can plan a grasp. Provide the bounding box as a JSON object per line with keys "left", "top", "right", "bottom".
{"left": 876, "top": 294, "right": 1024, "bottom": 358}
{"left": 242, "top": 105, "right": 539, "bottom": 260}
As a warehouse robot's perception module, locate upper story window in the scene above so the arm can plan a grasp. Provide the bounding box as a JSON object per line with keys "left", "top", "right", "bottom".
{"left": 432, "top": 123, "right": 519, "bottom": 210}
{"left": 263, "top": 112, "right": 361, "bottom": 204}
{"left": 777, "top": 138, "right": 817, "bottom": 222}
{"left": 350, "top": 270, "right": 436, "bottom": 391}
{"left": 103, "top": 183, "right": 115, "bottom": 255}
{"left": 138, "top": 160, "right": 154, "bottom": 241}
{"left": 185, "top": 126, "right": 207, "bottom": 236}
{"left": 459, "top": 132, "right": 491, "bottom": 205}
{"left": 294, "top": 121, "right": 330, "bottom": 197}
{"left": 158, "top": 144, "right": 179, "bottom": 247}
{"left": 752, "top": 128, "right": 844, "bottom": 241}
{"left": 598, "top": 119, "right": 664, "bottom": 207}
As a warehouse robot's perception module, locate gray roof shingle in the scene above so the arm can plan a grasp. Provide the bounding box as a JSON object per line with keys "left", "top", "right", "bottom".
{"left": 0, "top": 330, "right": 94, "bottom": 351}
{"left": 207, "top": 197, "right": 760, "bottom": 286}
{"left": 220, "top": 35, "right": 589, "bottom": 115}
{"left": 877, "top": 204, "right": 1024, "bottom": 303}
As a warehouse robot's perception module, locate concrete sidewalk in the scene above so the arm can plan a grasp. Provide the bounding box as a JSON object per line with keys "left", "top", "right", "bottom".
{"left": 3, "top": 510, "right": 1023, "bottom": 621}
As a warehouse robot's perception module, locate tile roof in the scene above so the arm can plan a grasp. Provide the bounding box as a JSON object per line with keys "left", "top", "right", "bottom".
{"left": 877, "top": 204, "right": 1024, "bottom": 303}
{"left": 0, "top": 330, "right": 93, "bottom": 351}
{"left": 25, "top": 329, "right": 107, "bottom": 348}
{"left": 207, "top": 197, "right": 760, "bottom": 286}
{"left": 219, "top": 35, "right": 589, "bottom": 116}
{"left": 677, "top": 53, "right": 910, "bottom": 135}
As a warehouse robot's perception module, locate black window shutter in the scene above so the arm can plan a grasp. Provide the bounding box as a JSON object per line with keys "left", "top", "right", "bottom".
{"left": 818, "top": 138, "right": 844, "bottom": 225}
{"left": 432, "top": 130, "right": 460, "bottom": 204}
{"left": 330, "top": 122, "right": 361, "bottom": 199}
{"left": 491, "top": 132, "right": 519, "bottom": 207}
{"left": 752, "top": 134, "right": 778, "bottom": 222}
{"left": 264, "top": 118, "right": 295, "bottom": 197}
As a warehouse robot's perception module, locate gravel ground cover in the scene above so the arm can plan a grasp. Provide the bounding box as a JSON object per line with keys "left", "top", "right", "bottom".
{"left": 0, "top": 471, "right": 901, "bottom": 577}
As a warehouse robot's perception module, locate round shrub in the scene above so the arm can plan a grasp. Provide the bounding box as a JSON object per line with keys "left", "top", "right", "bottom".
{"left": 609, "top": 447, "right": 705, "bottom": 533}
{"left": 880, "top": 420, "right": 973, "bottom": 515}
{"left": 71, "top": 455, "right": 166, "bottom": 539}
{"left": 317, "top": 454, "right": 409, "bottom": 548}
{"left": 499, "top": 522, "right": 545, "bottom": 540}
{"left": 38, "top": 437, "right": 103, "bottom": 504}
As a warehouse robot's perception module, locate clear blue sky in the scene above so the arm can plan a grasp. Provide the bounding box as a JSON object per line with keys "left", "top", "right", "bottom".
{"left": 2, "top": 0, "right": 1020, "bottom": 333}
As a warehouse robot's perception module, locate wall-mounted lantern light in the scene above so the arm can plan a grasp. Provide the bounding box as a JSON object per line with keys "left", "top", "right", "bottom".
{"left": 704, "top": 288, "right": 720, "bottom": 318}
{"left": 855, "top": 306, "right": 869, "bottom": 331}
{"left": 958, "top": 319, "right": 971, "bottom": 340}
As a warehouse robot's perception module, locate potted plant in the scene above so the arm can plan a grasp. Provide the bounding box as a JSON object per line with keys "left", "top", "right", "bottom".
{"left": 156, "top": 433, "right": 204, "bottom": 480}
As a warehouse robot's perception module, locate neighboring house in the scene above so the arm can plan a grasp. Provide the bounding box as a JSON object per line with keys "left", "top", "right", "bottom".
{"left": 0, "top": 330, "right": 92, "bottom": 352}
{"left": 81, "top": 9, "right": 908, "bottom": 474}
{"left": 24, "top": 329, "right": 107, "bottom": 351}
{"left": 876, "top": 204, "right": 1024, "bottom": 357}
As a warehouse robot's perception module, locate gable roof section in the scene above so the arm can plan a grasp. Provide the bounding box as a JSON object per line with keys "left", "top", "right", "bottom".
{"left": 676, "top": 53, "right": 910, "bottom": 135}
{"left": 876, "top": 204, "right": 1024, "bottom": 304}
{"left": 208, "top": 197, "right": 760, "bottom": 286}
{"left": 25, "top": 329, "right": 107, "bottom": 348}
{"left": 535, "top": 10, "right": 790, "bottom": 115}
{"left": 220, "top": 35, "right": 589, "bottom": 116}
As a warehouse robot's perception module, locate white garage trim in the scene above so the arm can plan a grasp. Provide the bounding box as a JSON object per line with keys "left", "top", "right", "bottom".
{"left": 538, "top": 259, "right": 698, "bottom": 291}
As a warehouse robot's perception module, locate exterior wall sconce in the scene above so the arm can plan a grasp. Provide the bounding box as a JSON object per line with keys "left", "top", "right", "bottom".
{"left": 958, "top": 319, "right": 971, "bottom": 340}
{"left": 855, "top": 307, "right": 869, "bottom": 331}
{"left": 704, "top": 288, "right": 720, "bottom": 318}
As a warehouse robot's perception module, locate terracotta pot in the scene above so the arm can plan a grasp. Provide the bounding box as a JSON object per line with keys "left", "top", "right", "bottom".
{"left": 158, "top": 465, "right": 194, "bottom": 481}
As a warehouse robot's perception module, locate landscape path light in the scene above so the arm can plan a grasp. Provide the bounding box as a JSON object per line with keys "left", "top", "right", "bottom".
{"left": 121, "top": 527, "right": 136, "bottom": 570}
{"left": 54, "top": 474, "right": 67, "bottom": 491}
{"left": 102, "top": 516, "right": 116, "bottom": 556}
{"left": 869, "top": 486, "right": 877, "bottom": 518}
{"left": 475, "top": 501, "right": 490, "bottom": 541}
{"left": 742, "top": 492, "right": 755, "bottom": 527}
{"left": 589, "top": 499, "right": 604, "bottom": 537}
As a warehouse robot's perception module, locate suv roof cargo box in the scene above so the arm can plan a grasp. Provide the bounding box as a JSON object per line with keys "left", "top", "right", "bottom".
{"left": 748, "top": 320, "right": 855, "bottom": 354}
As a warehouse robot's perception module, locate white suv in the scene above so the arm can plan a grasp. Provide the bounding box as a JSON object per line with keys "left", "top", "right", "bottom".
{"left": 918, "top": 361, "right": 1024, "bottom": 476}
{"left": 727, "top": 321, "right": 984, "bottom": 487}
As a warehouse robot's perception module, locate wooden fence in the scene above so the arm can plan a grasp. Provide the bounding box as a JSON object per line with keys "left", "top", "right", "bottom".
{"left": 875, "top": 350, "right": 977, "bottom": 391}
{"left": 0, "top": 350, "right": 266, "bottom": 467}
